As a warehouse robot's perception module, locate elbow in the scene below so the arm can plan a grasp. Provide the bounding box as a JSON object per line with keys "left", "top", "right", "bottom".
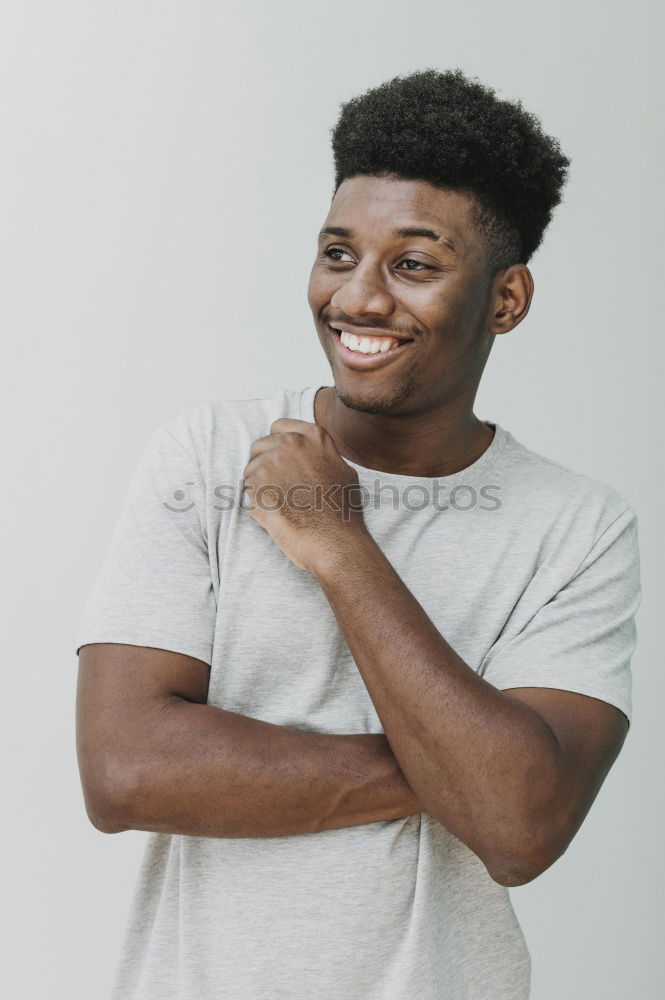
{"left": 487, "top": 856, "right": 549, "bottom": 888}
{"left": 88, "top": 809, "right": 130, "bottom": 835}
{"left": 485, "top": 814, "right": 570, "bottom": 887}
{"left": 487, "top": 844, "right": 561, "bottom": 887}
{"left": 80, "top": 755, "right": 139, "bottom": 835}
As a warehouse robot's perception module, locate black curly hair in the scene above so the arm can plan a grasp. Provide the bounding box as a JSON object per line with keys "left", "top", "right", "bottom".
{"left": 330, "top": 67, "right": 571, "bottom": 277}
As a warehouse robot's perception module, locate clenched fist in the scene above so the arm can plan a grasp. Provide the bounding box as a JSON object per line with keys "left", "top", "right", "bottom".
{"left": 242, "top": 417, "right": 369, "bottom": 573}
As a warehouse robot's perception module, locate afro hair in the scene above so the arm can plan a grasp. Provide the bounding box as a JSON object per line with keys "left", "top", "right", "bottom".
{"left": 330, "top": 67, "right": 571, "bottom": 276}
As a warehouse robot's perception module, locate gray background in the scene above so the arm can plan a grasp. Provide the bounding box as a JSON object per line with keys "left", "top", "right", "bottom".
{"left": 1, "top": 1, "right": 662, "bottom": 996}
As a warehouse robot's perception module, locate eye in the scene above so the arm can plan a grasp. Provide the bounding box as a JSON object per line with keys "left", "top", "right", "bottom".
{"left": 321, "top": 248, "right": 434, "bottom": 271}
{"left": 321, "top": 247, "right": 353, "bottom": 263}
{"left": 399, "top": 258, "right": 433, "bottom": 271}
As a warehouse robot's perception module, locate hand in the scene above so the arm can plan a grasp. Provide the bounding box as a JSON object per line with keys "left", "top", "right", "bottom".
{"left": 242, "top": 417, "right": 369, "bottom": 573}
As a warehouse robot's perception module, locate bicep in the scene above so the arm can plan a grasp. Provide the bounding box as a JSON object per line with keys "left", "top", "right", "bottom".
{"left": 503, "top": 686, "right": 629, "bottom": 849}
{"left": 76, "top": 643, "right": 211, "bottom": 825}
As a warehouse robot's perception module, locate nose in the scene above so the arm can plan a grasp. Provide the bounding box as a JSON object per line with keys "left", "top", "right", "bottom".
{"left": 330, "top": 261, "right": 394, "bottom": 318}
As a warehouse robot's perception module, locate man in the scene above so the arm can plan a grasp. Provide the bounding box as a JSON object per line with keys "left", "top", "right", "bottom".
{"left": 76, "top": 68, "right": 641, "bottom": 999}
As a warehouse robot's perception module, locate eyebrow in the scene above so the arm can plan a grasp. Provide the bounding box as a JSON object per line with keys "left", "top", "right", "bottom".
{"left": 318, "top": 225, "right": 458, "bottom": 254}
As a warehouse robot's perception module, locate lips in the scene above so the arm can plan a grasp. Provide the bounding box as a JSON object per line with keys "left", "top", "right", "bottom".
{"left": 328, "top": 324, "right": 414, "bottom": 370}
{"left": 331, "top": 324, "right": 413, "bottom": 342}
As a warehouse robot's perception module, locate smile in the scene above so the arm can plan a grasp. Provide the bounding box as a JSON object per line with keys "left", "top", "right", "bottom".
{"left": 329, "top": 326, "right": 414, "bottom": 369}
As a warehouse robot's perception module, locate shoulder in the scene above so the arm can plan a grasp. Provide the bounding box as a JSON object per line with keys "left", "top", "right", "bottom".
{"left": 149, "top": 387, "right": 311, "bottom": 480}
{"left": 497, "top": 427, "right": 638, "bottom": 556}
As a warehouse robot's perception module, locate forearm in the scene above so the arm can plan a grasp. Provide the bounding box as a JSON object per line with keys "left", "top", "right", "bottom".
{"left": 314, "top": 532, "right": 564, "bottom": 880}
{"left": 113, "top": 699, "right": 423, "bottom": 838}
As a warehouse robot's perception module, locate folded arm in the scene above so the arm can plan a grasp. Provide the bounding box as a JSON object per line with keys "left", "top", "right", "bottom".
{"left": 313, "top": 533, "right": 629, "bottom": 887}
{"left": 76, "top": 642, "right": 423, "bottom": 839}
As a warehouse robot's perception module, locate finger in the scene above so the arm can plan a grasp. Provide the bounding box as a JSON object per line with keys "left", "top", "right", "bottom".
{"left": 242, "top": 453, "right": 265, "bottom": 481}
{"left": 242, "top": 448, "right": 292, "bottom": 485}
{"left": 248, "top": 434, "right": 279, "bottom": 459}
{"left": 269, "top": 417, "right": 319, "bottom": 436}
{"left": 248, "top": 430, "right": 307, "bottom": 463}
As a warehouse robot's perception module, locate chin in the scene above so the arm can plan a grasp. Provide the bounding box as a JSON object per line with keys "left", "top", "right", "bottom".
{"left": 333, "top": 375, "right": 418, "bottom": 415}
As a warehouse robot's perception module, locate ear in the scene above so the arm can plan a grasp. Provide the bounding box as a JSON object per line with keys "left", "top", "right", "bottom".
{"left": 489, "top": 264, "right": 534, "bottom": 335}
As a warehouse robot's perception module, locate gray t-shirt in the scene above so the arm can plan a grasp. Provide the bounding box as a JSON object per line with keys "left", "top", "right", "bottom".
{"left": 76, "top": 385, "right": 641, "bottom": 1000}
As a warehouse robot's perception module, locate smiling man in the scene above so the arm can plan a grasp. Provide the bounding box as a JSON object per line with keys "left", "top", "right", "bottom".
{"left": 76, "top": 68, "right": 641, "bottom": 1000}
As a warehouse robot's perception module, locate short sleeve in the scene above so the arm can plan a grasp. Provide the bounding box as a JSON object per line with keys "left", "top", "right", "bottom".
{"left": 480, "top": 507, "right": 641, "bottom": 726}
{"left": 75, "top": 423, "right": 217, "bottom": 665}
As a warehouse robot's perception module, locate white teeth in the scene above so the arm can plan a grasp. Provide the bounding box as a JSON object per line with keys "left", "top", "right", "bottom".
{"left": 339, "top": 330, "right": 400, "bottom": 354}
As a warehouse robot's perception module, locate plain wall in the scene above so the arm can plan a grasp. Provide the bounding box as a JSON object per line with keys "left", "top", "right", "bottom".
{"left": 1, "top": 1, "right": 662, "bottom": 996}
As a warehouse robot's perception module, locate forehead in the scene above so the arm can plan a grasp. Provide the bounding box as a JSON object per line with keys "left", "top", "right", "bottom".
{"left": 322, "top": 175, "right": 479, "bottom": 254}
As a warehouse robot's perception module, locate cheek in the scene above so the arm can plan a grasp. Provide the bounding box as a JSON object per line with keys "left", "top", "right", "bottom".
{"left": 307, "top": 268, "right": 336, "bottom": 307}
{"left": 418, "top": 315, "right": 473, "bottom": 372}
{"left": 422, "top": 283, "right": 478, "bottom": 339}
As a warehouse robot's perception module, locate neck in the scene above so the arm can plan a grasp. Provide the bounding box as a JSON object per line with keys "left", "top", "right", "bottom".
{"left": 313, "top": 386, "right": 495, "bottom": 478}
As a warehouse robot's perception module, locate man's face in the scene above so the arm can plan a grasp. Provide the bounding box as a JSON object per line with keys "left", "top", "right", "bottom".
{"left": 307, "top": 175, "right": 499, "bottom": 416}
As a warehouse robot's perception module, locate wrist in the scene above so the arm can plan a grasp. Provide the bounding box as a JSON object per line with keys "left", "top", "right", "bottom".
{"left": 308, "top": 522, "right": 378, "bottom": 582}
